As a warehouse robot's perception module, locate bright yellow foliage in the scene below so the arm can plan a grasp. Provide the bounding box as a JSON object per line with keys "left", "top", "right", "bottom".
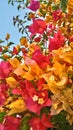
{"left": 6, "top": 98, "right": 27, "bottom": 115}
{"left": 6, "top": 77, "right": 18, "bottom": 88}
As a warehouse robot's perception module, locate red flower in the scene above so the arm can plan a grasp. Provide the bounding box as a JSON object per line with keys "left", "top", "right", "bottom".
{"left": 0, "top": 61, "right": 12, "bottom": 79}
{"left": 12, "top": 47, "right": 18, "bottom": 55}
{"left": 0, "top": 47, "right": 2, "bottom": 52}
{"left": 12, "top": 88, "right": 22, "bottom": 95}
{"left": 21, "top": 81, "right": 52, "bottom": 114}
{"left": 21, "top": 80, "right": 36, "bottom": 103}
{"left": 25, "top": 89, "right": 52, "bottom": 114}
{"left": 52, "top": 10, "right": 62, "bottom": 21}
{"left": 29, "top": 113, "right": 53, "bottom": 130}
{"left": 34, "top": 36, "right": 41, "bottom": 42}
{"left": 0, "top": 124, "right": 4, "bottom": 130}
{"left": 28, "top": 19, "right": 46, "bottom": 35}
{"left": 0, "top": 84, "right": 8, "bottom": 106}
{"left": 32, "top": 49, "right": 50, "bottom": 69}
{"left": 3, "top": 116, "right": 20, "bottom": 130}
{"left": 0, "top": 93, "right": 6, "bottom": 106}
{"left": 21, "top": 48, "right": 27, "bottom": 56}
{"left": 70, "top": 36, "right": 73, "bottom": 42}
{"left": 28, "top": 0, "right": 40, "bottom": 11}
{"left": 36, "top": 78, "right": 46, "bottom": 90}
{"left": 47, "top": 24, "right": 55, "bottom": 35}
{"left": 49, "top": 30, "right": 65, "bottom": 51}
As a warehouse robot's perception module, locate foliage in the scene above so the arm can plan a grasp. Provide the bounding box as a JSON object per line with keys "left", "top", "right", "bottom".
{"left": 0, "top": 0, "right": 73, "bottom": 130}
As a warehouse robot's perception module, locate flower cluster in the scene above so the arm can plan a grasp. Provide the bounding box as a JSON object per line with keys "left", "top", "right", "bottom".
{"left": 0, "top": 0, "right": 73, "bottom": 130}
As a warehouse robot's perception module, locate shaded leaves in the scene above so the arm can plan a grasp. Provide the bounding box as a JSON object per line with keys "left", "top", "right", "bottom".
{"left": 60, "top": 0, "right": 68, "bottom": 12}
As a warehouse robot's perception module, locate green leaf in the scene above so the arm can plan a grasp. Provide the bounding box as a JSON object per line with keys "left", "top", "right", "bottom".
{"left": 51, "top": 111, "right": 71, "bottom": 130}
{"left": 7, "top": 42, "right": 15, "bottom": 46}
{"left": 0, "top": 39, "right": 5, "bottom": 43}
{"left": 0, "top": 112, "right": 6, "bottom": 122}
{"left": 52, "top": 4, "right": 59, "bottom": 11}
{"left": 17, "top": 5, "right": 21, "bottom": 10}
{"left": 21, "top": 116, "right": 31, "bottom": 125}
{"left": 19, "top": 28, "right": 22, "bottom": 32}
{"left": 16, "top": 0, "right": 24, "bottom": 2}
{"left": 11, "top": 1, "right": 14, "bottom": 6}
{"left": 60, "top": 0, "right": 68, "bottom": 12}
{"left": 20, "top": 124, "right": 30, "bottom": 130}
{"left": 8, "top": 0, "right": 11, "bottom": 4}
{"left": 40, "top": 107, "right": 49, "bottom": 117}
{"left": 0, "top": 56, "right": 7, "bottom": 61}
{"left": 19, "top": 116, "right": 31, "bottom": 130}
{"left": 13, "top": 21, "right": 16, "bottom": 26}
{"left": 25, "top": 0, "right": 29, "bottom": 6}
{"left": 2, "top": 49, "right": 8, "bottom": 54}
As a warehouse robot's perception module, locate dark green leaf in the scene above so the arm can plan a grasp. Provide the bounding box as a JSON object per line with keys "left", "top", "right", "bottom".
{"left": 16, "top": 0, "right": 24, "bottom": 2}
{"left": 19, "top": 116, "right": 31, "bottom": 130}
{"left": 11, "top": 1, "right": 14, "bottom": 6}
{"left": 16, "top": 15, "right": 19, "bottom": 20}
{"left": 7, "top": 42, "right": 15, "bottom": 46}
{"left": 17, "top": 23, "right": 20, "bottom": 27}
{"left": 2, "top": 50, "right": 8, "bottom": 54}
{"left": 25, "top": 0, "right": 29, "bottom": 6}
{"left": 0, "top": 39, "right": 5, "bottom": 43}
{"left": 20, "top": 124, "right": 30, "bottom": 130}
{"left": 13, "top": 21, "right": 16, "bottom": 26}
{"left": 8, "top": 0, "right": 11, "bottom": 4}
{"left": 21, "top": 29, "right": 24, "bottom": 34}
{"left": 52, "top": 4, "right": 59, "bottom": 11}
{"left": 19, "top": 28, "right": 22, "bottom": 32}
{"left": 40, "top": 107, "right": 49, "bottom": 117}
{"left": 0, "top": 112, "right": 6, "bottom": 122}
{"left": 21, "top": 116, "right": 31, "bottom": 125}
{"left": 60, "top": 0, "right": 68, "bottom": 12}
{"left": 51, "top": 111, "right": 71, "bottom": 130}
{"left": 17, "top": 5, "right": 21, "bottom": 10}
{"left": 0, "top": 56, "right": 7, "bottom": 61}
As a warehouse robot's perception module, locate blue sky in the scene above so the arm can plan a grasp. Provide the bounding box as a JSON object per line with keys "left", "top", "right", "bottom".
{"left": 0, "top": 1, "right": 27, "bottom": 44}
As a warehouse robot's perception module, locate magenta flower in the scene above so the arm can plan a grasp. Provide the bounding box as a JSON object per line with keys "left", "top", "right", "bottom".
{"left": 0, "top": 84, "right": 8, "bottom": 106}
{"left": 52, "top": 10, "right": 62, "bottom": 21}
{"left": 0, "top": 124, "right": 4, "bottom": 130}
{"left": 29, "top": 113, "right": 53, "bottom": 130}
{"left": 12, "top": 88, "right": 22, "bottom": 95}
{"left": 28, "top": 19, "right": 46, "bottom": 35}
{"left": 36, "top": 78, "right": 46, "bottom": 90}
{"left": 70, "top": 36, "right": 73, "bottom": 42}
{"left": 21, "top": 80, "right": 52, "bottom": 115}
{"left": 25, "top": 89, "right": 52, "bottom": 114}
{"left": 47, "top": 24, "right": 55, "bottom": 35}
{"left": 28, "top": 0, "right": 40, "bottom": 11}
{"left": 1, "top": 116, "right": 20, "bottom": 130}
{"left": 32, "top": 49, "right": 50, "bottom": 69}
{"left": 49, "top": 30, "right": 65, "bottom": 51}
{"left": 0, "top": 61, "right": 12, "bottom": 79}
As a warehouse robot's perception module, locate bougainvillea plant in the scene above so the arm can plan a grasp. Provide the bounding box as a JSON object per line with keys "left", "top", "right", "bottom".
{"left": 0, "top": 0, "right": 73, "bottom": 130}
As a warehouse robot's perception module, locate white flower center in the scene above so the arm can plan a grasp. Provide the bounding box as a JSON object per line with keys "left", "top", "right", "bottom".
{"left": 49, "top": 75, "right": 55, "bottom": 81}
{"left": 32, "top": 95, "right": 38, "bottom": 101}
{"left": 38, "top": 98, "right": 44, "bottom": 105}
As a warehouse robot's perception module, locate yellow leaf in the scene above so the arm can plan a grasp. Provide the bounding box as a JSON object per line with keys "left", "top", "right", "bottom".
{"left": 68, "top": 0, "right": 73, "bottom": 6}
{"left": 20, "top": 37, "right": 28, "bottom": 47}
{"left": 6, "top": 98, "right": 27, "bottom": 115}
{"left": 53, "top": 61, "right": 64, "bottom": 79}
{"left": 6, "top": 77, "right": 18, "bottom": 88}
{"left": 9, "top": 58, "right": 20, "bottom": 68}
{"left": 70, "top": 22, "right": 73, "bottom": 27}
{"left": 5, "top": 33, "right": 10, "bottom": 40}
{"left": 55, "top": 77, "right": 67, "bottom": 86}
{"left": 14, "top": 64, "right": 28, "bottom": 77}
{"left": 23, "top": 71, "right": 34, "bottom": 80}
